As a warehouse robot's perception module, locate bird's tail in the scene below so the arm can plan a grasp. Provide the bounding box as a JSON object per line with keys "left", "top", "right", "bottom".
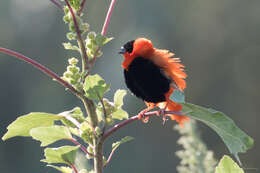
{"left": 164, "top": 100, "right": 189, "bottom": 127}
{"left": 157, "top": 87, "right": 189, "bottom": 126}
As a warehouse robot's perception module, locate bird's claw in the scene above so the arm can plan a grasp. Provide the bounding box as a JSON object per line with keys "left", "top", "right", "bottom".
{"left": 137, "top": 110, "right": 149, "bottom": 123}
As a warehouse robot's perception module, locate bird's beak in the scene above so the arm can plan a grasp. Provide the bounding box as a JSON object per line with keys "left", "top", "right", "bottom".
{"left": 119, "top": 47, "right": 126, "bottom": 54}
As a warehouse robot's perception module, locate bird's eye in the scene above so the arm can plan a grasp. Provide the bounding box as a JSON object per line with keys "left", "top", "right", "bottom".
{"left": 123, "top": 40, "right": 135, "bottom": 53}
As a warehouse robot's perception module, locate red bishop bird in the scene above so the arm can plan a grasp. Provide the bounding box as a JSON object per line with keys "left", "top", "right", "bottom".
{"left": 119, "top": 38, "right": 189, "bottom": 126}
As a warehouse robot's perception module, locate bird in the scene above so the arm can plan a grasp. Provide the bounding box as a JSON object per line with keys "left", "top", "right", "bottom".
{"left": 119, "top": 38, "right": 189, "bottom": 126}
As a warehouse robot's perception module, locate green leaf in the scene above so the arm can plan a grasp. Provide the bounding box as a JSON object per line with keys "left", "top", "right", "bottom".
{"left": 111, "top": 109, "right": 129, "bottom": 120}
{"left": 30, "top": 125, "right": 72, "bottom": 146}
{"left": 59, "top": 107, "right": 85, "bottom": 127}
{"left": 83, "top": 74, "right": 110, "bottom": 100}
{"left": 95, "top": 34, "right": 113, "bottom": 46}
{"left": 112, "top": 136, "right": 134, "bottom": 150}
{"left": 42, "top": 145, "right": 79, "bottom": 165}
{"left": 2, "top": 113, "right": 62, "bottom": 141}
{"left": 215, "top": 155, "right": 244, "bottom": 173}
{"left": 114, "top": 89, "right": 127, "bottom": 108}
{"left": 47, "top": 165, "right": 73, "bottom": 173}
{"left": 61, "top": 147, "right": 79, "bottom": 165}
{"left": 63, "top": 42, "right": 79, "bottom": 51}
{"left": 182, "top": 103, "right": 254, "bottom": 164}
{"left": 171, "top": 89, "right": 185, "bottom": 103}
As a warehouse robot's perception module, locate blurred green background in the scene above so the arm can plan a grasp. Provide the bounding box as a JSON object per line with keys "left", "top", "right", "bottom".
{"left": 0, "top": 0, "right": 259, "bottom": 172}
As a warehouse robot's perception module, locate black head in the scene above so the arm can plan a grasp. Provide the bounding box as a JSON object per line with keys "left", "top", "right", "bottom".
{"left": 119, "top": 40, "right": 135, "bottom": 54}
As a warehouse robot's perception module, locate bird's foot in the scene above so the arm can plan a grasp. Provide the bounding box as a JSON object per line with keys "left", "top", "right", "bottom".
{"left": 158, "top": 108, "right": 169, "bottom": 125}
{"left": 137, "top": 109, "right": 150, "bottom": 123}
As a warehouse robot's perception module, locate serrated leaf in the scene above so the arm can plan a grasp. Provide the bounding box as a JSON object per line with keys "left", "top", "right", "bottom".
{"left": 215, "top": 155, "right": 244, "bottom": 173}
{"left": 111, "top": 109, "right": 128, "bottom": 120}
{"left": 30, "top": 125, "right": 72, "bottom": 146}
{"left": 182, "top": 103, "right": 254, "bottom": 164}
{"left": 171, "top": 89, "right": 185, "bottom": 103}
{"left": 47, "top": 165, "right": 73, "bottom": 173}
{"left": 112, "top": 136, "right": 134, "bottom": 150}
{"left": 114, "top": 89, "right": 127, "bottom": 108}
{"left": 2, "top": 113, "right": 62, "bottom": 141}
{"left": 83, "top": 74, "right": 110, "bottom": 100}
{"left": 42, "top": 146, "right": 79, "bottom": 165}
{"left": 95, "top": 34, "right": 113, "bottom": 46}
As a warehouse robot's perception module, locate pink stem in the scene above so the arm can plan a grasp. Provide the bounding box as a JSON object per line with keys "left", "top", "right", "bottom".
{"left": 101, "top": 0, "right": 117, "bottom": 36}
{"left": 0, "top": 47, "right": 82, "bottom": 97}
{"left": 70, "top": 138, "right": 94, "bottom": 156}
{"left": 87, "top": 0, "right": 117, "bottom": 74}
{"left": 49, "top": 0, "right": 63, "bottom": 10}
{"left": 103, "top": 110, "right": 184, "bottom": 140}
{"left": 103, "top": 147, "right": 116, "bottom": 167}
{"left": 79, "top": 0, "right": 87, "bottom": 14}
{"left": 71, "top": 164, "right": 78, "bottom": 173}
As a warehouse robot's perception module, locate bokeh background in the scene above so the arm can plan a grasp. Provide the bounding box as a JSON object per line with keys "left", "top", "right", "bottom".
{"left": 0, "top": 0, "right": 259, "bottom": 173}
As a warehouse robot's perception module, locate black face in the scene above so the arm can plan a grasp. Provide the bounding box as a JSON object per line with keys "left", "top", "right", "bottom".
{"left": 123, "top": 40, "right": 135, "bottom": 53}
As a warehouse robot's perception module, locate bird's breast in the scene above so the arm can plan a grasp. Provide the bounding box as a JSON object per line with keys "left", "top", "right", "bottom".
{"left": 123, "top": 57, "right": 171, "bottom": 103}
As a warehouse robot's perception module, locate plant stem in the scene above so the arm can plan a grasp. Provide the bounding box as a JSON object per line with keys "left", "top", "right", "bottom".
{"left": 103, "top": 110, "right": 184, "bottom": 140}
{"left": 79, "top": 0, "right": 87, "bottom": 14}
{"left": 64, "top": 0, "right": 89, "bottom": 70}
{"left": 103, "top": 145, "right": 117, "bottom": 167}
{"left": 49, "top": 0, "right": 63, "bottom": 10}
{"left": 94, "top": 139, "right": 104, "bottom": 173}
{"left": 0, "top": 47, "right": 82, "bottom": 98}
{"left": 101, "top": 0, "right": 117, "bottom": 36}
{"left": 89, "top": 1, "right": 119, "bottom": 172}
{"left": 70, "top": 138, "right": 94, "bottom": 156}
{"left": 81, "top": 97, "right": 98, "bottom": 127}
{"left": 71, "top": 164, "right": 78, "bottom": 173}
{"left": 87, "top": 0, "right": 117, "bottom": 76}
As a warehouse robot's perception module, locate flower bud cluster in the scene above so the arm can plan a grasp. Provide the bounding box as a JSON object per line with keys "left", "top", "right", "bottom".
{"left": 62, "top": 57, "right": 82, "bottom": 90}
{"left": 86, "top": 32, "right": 103, "bottom": 60}
{"left": 63, "top": 6, "right": 89, "bottom": 40}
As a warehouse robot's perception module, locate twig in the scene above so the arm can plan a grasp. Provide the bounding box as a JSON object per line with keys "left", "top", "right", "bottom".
{"left": 87, "top": 0, "right": 117, "bottom": 75}
{"left": 70, "top": 164, "right": 78, "bottom": 173}
{"left": 100, "top": 98, "right": 107, "bottom": 134}
{"left": 101, "top": 0, "right": 117, "bottom": 36}
{"left": 64, "top": 0, "right": 89, "bottom": 70}
{"left": 70, "top": 138, "right": 94, "bottom": 156}
{"left": 79, "top": 0, "right": 87, "bottom": 14}
{"left": 49, "top": 0, "right": 63, "bottom": 10}
{"left": 96, "top": 93, "right": 108, "bottom": 134}
{"left": 103, "top": 147, "right": 117, "bottom": 167}
{"left": 0, "top": 47, "right": 82, "bottom": 98}
{"left": 103, "top": 110, "right": 184, "bottom": 140}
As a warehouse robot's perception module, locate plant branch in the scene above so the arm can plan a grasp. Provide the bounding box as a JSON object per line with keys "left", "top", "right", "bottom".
{"left": 70, "top": 138, "right": 94, "bottom": 156}
{"left": 49, "top": 0, "right": 63, "bottom": 10}
{"left": 87, "top": 0, "right": 117, "bottom": 75}
{"left": 101, "top": 0, "right": 117, "bottom": 36}
{"left": 79, "top": 0, "right": 87, "bottom": 15}
{"left": 103, "top": 146, "right": 117, "bottom": 167}
{"left": 96, "top": 93, "right": 107, "bottom": 134}
{"left": 103, "top": 110, "right": 185, "bottom": 140}
{"left": 81, "top": 97, "right": 98, "bottom": 127}
{"left": 64, "top": 0, "right": 89, "bottom": 70}
{"left": 0, "top": 47, "right": 82, "bottom": 98}
{"left": 91, "top": 1, "right": 118, "bottom": 173}
{"left": 70, "top": 164, "right": 78, "bottom": 173}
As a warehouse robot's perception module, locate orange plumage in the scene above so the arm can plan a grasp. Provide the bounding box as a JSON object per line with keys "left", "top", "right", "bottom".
{"left": 120, "top": 38, "right": 189, "bottom": 125}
